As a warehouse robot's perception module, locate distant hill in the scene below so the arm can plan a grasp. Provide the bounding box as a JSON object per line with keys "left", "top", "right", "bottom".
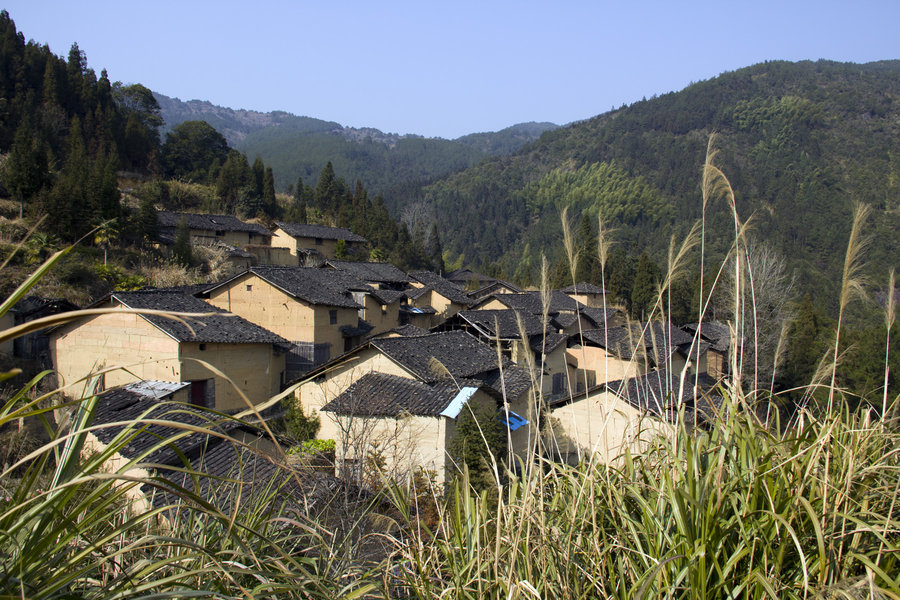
{"left": 154, "top": 92, "right": 558, "bottom": 194}
{"left": 410, "top": 60, "right": 900, "bottom": 305}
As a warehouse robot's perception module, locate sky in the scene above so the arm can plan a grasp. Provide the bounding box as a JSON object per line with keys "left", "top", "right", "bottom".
{"left": 4, "top": 1, "right": 899, "bottom": 139}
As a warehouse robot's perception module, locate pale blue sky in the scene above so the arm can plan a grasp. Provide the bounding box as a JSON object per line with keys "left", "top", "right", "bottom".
{"left": 5, "top": 1, "right": 899, "bottom": 138}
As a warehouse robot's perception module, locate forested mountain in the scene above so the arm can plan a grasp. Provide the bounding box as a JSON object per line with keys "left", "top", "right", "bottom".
{"left": 155, "top": 93, "right": 558, "bottom": 194}
{"left": 410, "top": 60, "right": 900, "bottom": 308}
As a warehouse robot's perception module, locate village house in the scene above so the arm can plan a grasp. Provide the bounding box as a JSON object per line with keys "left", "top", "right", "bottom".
{"left": 548, "top": 369, "right": 721, "bottom": 465}
{"left": 441, "top": 309, "right": 569, "bottom": 399}
{"left": 156, "top": 211, "right": 275, "bottom": 271}
{"left": 325, "top": 259, "right": 410, "bottom": 290}
{"left": 566, "top": 327, "right": 648, "bottom": 393}
{"left": 560, "top": 282, "right": 609, "bottom": 309}
{"left": 271, "top": 222, "right": 368, "bottom": 263}
{"left": 157, "top": 211, "right": 273, "bottom": 248}
{"left": 472, "top": 290, "right": 613, "bottom": 335}
{"left": 200, "top": 266, "right": 374, "bottom": 378}
{"left": 293, "top": 329, "right": 534, "bottom": 483}
{"left": 682, "top": 321, "right": 730, "bottom": 379}
{"left": 7, "top": 296, "right": 79, "bottom": 365}
{"left": 50, "top": 291, "right": 288, "bottom": 411}
{"left": 405, "top": 270, "right": 473, "bottom": 327}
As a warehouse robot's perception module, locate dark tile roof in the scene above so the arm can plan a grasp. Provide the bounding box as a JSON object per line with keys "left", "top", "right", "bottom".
{"left": 146, "top": 284, "right": 217, "bottom": 296}
{"left": 275, "top": 221, "right": 367, "bottom": 243}
{"left": 408, "top": 271, "right": 472, "bottom": 306}
{"left": 207, "top": 266, "right": 366, "bottom": 309}
{"left": 391, "top": 324, "right": 430, "bottom": 337}
{"left": 580, "top": 307, "right": 621, "bottom": 328}
{"left": 326, "top": 260, "right": 410, "bottom": 285}
{"left": 369, "top": 288, "right": 406, "bottom": 305}
{"left": 551, "top": 312, "right": 579, "bottom": 330}
{"left": 91, "top": 382, "right": 350, "bottom": 515}
{"left": 370, "top": 330, "right": 532, "bottom": 399}
{"left": 400, "top": 304, "right": 437, "bottom": 315}
{"left": 606, "top": 370, "right": 722, "bottom": 425}
{"left": 577, "top": 326, "right": 643, "bottom": 360}
{"left": 457, "top": 309, "right": 545, "bottom": 339}
{"left": 92, "top": 383, "right": 239, "bottom": 466}
{"left": 446, "top": 269, "right": 496, "bottom": 285}
{"left": 372, "top": 330, "right": 503, "bottom": 381}
{"left": 479, "top": 365, "right": 534, "bottom": 400}
{"left": 482, "top": 291, "right": 583, "bottom": 315}
{"left": 684, "top": 321, "right": 731, "bottom": 352}
{"left": 157, "top": 211, "right": 272, "bottom": 236}
{"left": 561, "top": 282, "right": 606, "bottom": 294}
{"left": 111, "top": 291, "right": 290, "bottom": 346}
{"left": 468, "top": 280, "right": 525, "bottom": 301}
{"left": 321, "top": 372, "right": 473, "bottom": 417}
{"left": 405, "top": 286, "right": 431, "bottom": 300}
{"left": 644, "top": 322, "right": 695, "bottom": 366}
{"left": 340, "top": 319, "right": 374, "bottom": 338}
{"left": 530, "top": 332, "right": 569, "bottom": 354}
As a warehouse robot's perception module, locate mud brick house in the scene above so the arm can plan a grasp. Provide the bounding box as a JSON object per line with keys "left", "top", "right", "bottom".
{"left": 50, "top": 291, "right": 288, "bottom": 411}
{"left": 548, "top": 369, "right": 721, "bottom": 465}
{"left": 157, "top": 211, "right": 272, "bottom": 248}
{"left": 271, "top": 222, "right": 368, "bottom": 263}
{"left": 560, "top": 282, "right": 609, "bottom": 309}
{"left": 293, "top": 329, "right": 534, "bottom": 483}
{"left": 405, "top": 270, "right": 473, "bottom": 327}
{"left": 201, "top": 266, "right": 395, "bottom": 378}
{"left": 441, "top": 309, "right": 569, "bottom": 399}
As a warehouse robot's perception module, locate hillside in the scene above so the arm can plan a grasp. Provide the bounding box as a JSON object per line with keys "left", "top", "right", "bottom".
{"left": 155, "top": 93, "right": 558, "bottom": 194}
{"left": 412, "top": 60, "right": 900, "bottom": 305}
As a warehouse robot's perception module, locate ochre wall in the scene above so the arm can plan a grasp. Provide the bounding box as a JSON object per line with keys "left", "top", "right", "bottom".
{"left": 207, "top": 273, "right": 357, "bottom": 358}
{"left": 180, "top": 342, "right": 284, "bottom": 411}
{"left": 51, "top": 311, "right": 182, "bottom": 394}
{"left": 549, "top": 390, "right": 674, "bottom": 465}
{"left": 566, "top": 345, "right": 643, "bottom": 386}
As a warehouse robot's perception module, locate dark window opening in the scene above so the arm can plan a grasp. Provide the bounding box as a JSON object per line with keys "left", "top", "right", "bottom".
{"left": 329, "top": 310, "right": 338, "bottom": 324}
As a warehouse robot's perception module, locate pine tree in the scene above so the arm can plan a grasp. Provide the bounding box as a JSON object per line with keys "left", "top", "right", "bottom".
{"left": 314, "top": 162, "right": 336, "bottom": 213}
{"left": 173, "top": 217, "right": 192, "bottom": 267}
{"left": 262, "top": 166, "right": 277, "bottom": 218}
{"left": 631, "top": 252, "right": 660, "bottom": 320}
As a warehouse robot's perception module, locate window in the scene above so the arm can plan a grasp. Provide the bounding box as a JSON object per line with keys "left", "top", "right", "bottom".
{"left": 329, "top": 309, "right": 338, "bottom": 324}
{"left": 315, "top": 237, "right": 323, "bottom": 246}
{"left": 189, "top": 379, "right": 213, "bottom": 408}
{"left": 246, "top": 284, "right": 252, "bottom": 292}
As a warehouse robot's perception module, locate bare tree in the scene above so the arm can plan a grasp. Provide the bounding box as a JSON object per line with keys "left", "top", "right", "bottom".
{"left": 715, "top": 239, "right": 797, "bottom": 394}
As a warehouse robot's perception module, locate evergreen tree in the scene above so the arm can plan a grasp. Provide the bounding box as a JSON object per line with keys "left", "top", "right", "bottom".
{"left": 314, "top": 161, "right": 336, "bottom": 213}
{"left": 426, "top": 222, "right": 445, "bottom": 274}
{"left": 3, "top": 116, "right": 48, "bottom": 217}
{"left": 135, "top": 195, "right": 157, "bottom": 248}
{"left": 173, "top": 217, "right": 192, "bottom": 267}
{"left": 631, "top": 252, "right": 661, "bottom": 320}
{"left": 262, "top": 166, "right": 277, "bottom": 218}
{"left": 251, "top": 156, "right": 265, "bottom": 198}
{"left": 449, "top": 402, "right": 508, "bottom": 491}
